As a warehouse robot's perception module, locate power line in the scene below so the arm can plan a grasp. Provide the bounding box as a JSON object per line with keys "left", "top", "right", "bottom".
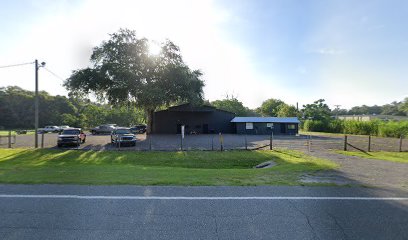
{"left": 43, "top": 67, "right": 65, "bottom": 81}
{"left": 0, "top": 62, "right": 34, "bottom": 69}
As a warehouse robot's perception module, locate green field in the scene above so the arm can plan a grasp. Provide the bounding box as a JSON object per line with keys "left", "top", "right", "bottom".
{"left": 0, "top": 149, "right": 337, "bottom": 185}
{"left": 336, "top": 151, "right": 408, "bottom": 164}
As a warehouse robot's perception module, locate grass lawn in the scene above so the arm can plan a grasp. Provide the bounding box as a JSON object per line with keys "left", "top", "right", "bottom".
{"left": 335, "top": 151, "right": 408, "bottom": 164}
{"left": 0, "top": 148, "right": 338, "bottom": 186}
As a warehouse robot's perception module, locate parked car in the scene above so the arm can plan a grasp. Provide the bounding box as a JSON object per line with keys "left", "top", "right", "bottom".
{"left": 91, "top": 124, "right": 117, "bottom": 135}
{"left": 57, "top": 128, "right": 86, "bottom": 147}
{"left": 58, "top": 125, "right": 70, "bottom": 133}
{"left": 43, "top": 126, "right": 60, "bottom": 133}
{"left": 111, "top": 127, "right": 136, "bottom": 146}
{"left": 130, "top": 124, "right": 147, "bottom": 134}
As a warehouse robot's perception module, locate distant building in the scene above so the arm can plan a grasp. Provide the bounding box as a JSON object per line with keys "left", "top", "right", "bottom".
{"left": 231, "top": 117, "right": 300, "bottom": 135}
{"left": 337, "top": 115, "right": 408, "bottom": 122}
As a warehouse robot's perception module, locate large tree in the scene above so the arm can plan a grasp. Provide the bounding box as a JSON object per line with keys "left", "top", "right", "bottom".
{"left": 211, "top": 97, "right": 257, "bottom": 116}
{"left": 257, "top": 98, "right": 286, "bottom": 116}
{"left": 276, "top": 104, "right": 300, "bottom": 117}
{"left": 64, "top": 29, "right": 204, "bottom": 133}
{"left": 301, "top": 99, "right": 331, "bottom": 121}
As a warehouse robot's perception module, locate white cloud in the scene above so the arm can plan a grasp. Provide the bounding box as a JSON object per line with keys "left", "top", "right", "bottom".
{"left": 314, "top": 48, "right": 345, "bottom": 55}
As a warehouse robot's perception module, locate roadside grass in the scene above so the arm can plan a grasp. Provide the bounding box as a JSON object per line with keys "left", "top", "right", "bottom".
{"left": 335, "top": 151, "right": 408, "bottom": 164}
{"left": 0, "top": 148, "right": 338, "bottom": 186}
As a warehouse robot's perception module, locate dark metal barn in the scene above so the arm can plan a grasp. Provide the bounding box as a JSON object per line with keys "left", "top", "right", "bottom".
{"left": 152, "top": 104, "right": 235, "bottom": 134}
{"left": 231, "top": 117, "right": 300, "bottom": 135}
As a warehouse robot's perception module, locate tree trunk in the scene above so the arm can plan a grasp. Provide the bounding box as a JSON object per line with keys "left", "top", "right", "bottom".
{"left": 146, "top": 109, "right": 154, "bottom": 134}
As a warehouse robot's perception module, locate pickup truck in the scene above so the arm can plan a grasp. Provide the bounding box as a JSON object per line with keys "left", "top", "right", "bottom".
{"left": 130, "top": 124, "right": 147, "bottom": 134}
{"left": 57, "top": 128, "right": 86, "bottom": 147}
{"left": 111, "top": 127, "right": 136, "bottom": 146}
{"left": 90, "top": 124, "right": 117, "bottom": 135}
{"left": 42, "top": 126, "right": 60, "bottom": 133}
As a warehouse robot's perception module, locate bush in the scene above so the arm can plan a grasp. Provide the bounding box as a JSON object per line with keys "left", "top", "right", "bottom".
{"left": 302, "top": 120, "right": 330, "bottom": 132}
{"left": 378, "top": 121, "right": 408, "bottom": 138}
{"left": 343, "top": 120, "right": 379, "bottom": 135}
{"left": 302, "top": 119, "right": 408, "bottom": 138}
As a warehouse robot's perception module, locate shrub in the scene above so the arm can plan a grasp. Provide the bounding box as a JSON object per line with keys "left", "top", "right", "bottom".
{"left": 343, "top": 120, "right": 379, "bottom": 135}
{"left": 302, "top": 119, "right": 408, "bottom": 138}
{"left": 302, "top": 120, "right": 330, "bottom": 132}
{"left": 378, "top": 121, "right": 408, "bottom": 138}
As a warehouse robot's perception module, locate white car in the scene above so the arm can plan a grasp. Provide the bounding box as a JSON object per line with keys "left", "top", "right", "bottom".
{"left": 43, "top": 126, "right": 60, "bottom": 133}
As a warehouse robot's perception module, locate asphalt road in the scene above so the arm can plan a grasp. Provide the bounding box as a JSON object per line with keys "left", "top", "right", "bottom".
{"left": 0, "top": 185, "right": 407, "bottom": 240}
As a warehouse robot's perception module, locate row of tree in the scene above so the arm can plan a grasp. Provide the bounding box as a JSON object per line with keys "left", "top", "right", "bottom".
{"left": 0, "top": 86, "right": 144, "bottom": 129}
{"left": 333, "top": 101, "right": 408, "bottom": 116}
{"left": 2, "top": 85, "right": 407, "bottom": 130}
{"left": 210, "top": 97, "right": 332, "bottom": 120}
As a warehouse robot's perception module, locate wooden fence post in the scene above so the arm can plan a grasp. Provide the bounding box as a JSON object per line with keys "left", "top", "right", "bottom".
{"left": 368, "top": 135, "right": 371, "bottom": 152}
{"left": 41, "top": 132, "right": 45, "bottom": 148}
{"left": 211, "top": 135, "right": 214, "bottom": 151}
{"left": 399, "top": 135, "right": 403, "bottom": 152}
{"left": 308, "top": 135, "right": 311, "bottom": 152}
{"left": 344, "top": 135, "right": 348, "bottom": 151}
{"left": 8, "top": 130, "right": 11, "bottom": 148}
{"left": 219, "top": 133, "right": 224, "bottom": 151}
{"left": 149, "top": 135, "right": 152, "bottom": 151}
{"left": 245, "top": 135, "right": 247, "bottom": 150}
{"left": 269, "top": 132, "right": 273, "bottom": 150}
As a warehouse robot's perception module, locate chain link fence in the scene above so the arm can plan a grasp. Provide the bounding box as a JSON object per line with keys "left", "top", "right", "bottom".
{"left": 1, "top": 131, "right": 407, "bottom": 152}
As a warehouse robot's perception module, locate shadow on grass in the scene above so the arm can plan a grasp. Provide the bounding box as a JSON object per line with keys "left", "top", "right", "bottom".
{"left": 0, "top": 148, "right": 335, "bottom": 171}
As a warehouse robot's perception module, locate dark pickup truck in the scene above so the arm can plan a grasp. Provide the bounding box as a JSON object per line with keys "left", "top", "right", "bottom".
{"left": 111, "top": 127, "right": 136, "bottom": 147}
{"left": 90, "top": 124, "right": 117, "bottom": 135}
{"left": 57, "top": 128, "right": 86, "bottom": 147}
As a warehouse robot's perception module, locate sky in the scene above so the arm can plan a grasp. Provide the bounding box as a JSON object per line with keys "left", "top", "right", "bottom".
{"left": 0, "top": 0, "right": 407, "bottom": 110}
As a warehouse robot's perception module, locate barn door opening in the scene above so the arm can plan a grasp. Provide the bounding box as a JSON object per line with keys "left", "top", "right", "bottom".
{"left": 280, "top": 123, "right": 286, "bottom": 134}
{"left": 203, "top": 124, "right": 209, "bottom": 134}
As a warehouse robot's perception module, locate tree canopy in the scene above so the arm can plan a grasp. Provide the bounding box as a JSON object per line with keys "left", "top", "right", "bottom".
{"left": 64, "top": 29, "right": 204, "bottom": 132}
{"left": 276, "top": 104, "right": 300, "bottom": 117}
{"left": 302, "top": 99, "right": 332, "bottom": 121}
{"left": 211, "top": 97, "right": 258, "bottom": 116}
{"left": 0, "top": 86, "right": 145, "bottom": 129}
{"left": 257, "top": 98, "right": 286, "bottom": 116}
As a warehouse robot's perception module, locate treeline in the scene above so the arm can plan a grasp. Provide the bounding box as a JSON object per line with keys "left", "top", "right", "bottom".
{"left": 303, "top": 120, "right": 408, "bottom": 138}
{"left": 0, "top": 86, "right": 145, "bottom": 129}
{"left": 333, "top": 101, "right": 408, "bottom": 116}
{"left": 2, "top": 86, "right": 408, "bottom": 136}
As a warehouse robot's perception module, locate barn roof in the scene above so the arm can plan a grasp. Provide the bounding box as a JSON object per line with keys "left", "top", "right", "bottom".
{"left": 155, "top": 103, "right": 235, "bottom": 114}
{"left": 231, "top": 117, "right": 300, "bottom": 123}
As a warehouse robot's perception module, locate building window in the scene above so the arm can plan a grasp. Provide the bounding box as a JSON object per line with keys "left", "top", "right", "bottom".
{"left": 266, "top": 123, "right": 273, "bottom": 128}
{"left": 287, "top": 124, "right": 296, "bottom": 130}
{"left": 245, "top": 122, "right": 253, "bottom": 130}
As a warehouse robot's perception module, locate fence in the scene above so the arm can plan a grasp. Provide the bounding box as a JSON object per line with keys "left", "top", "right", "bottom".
{"left": 1, "top": 131, "right": 407, "bottom": 153}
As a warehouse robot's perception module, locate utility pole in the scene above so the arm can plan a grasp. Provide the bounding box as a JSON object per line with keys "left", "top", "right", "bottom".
{"left": 34, "top": 60, "right": 39, "bottom": 148}
{"left": 334, "top": 104, "right": 341, "bottom": 119}
{"left": 34, "top": 60, "right": 46, "bottom": 148}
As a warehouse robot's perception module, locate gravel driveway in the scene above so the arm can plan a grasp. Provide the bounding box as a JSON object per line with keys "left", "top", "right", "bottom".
{"left": 302, "top": 150, "right": 408, "bottom": 191}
